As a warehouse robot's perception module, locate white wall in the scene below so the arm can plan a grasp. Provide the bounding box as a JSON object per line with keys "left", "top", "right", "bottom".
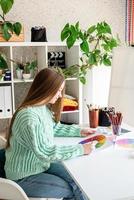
{"left": 109, "top": 47, "right": 134, "bottom": 127}
{"left": 8, "top": 0, "right": 125, "bottom": 42}
{"left": 7, "top": 0, "right": 125, "bottom": 124}
{"left": 82, "top": 67, "right": 111, "bottom": 124}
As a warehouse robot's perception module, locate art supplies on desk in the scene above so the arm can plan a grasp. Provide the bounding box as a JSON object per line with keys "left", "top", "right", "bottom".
{"left": 115, "top": 139, "right": 134, "bottom": 148}
{"left": 87, "top": 104, "right": 99, "bottom": 128}
{"left": 107, "top": 111, "right": 123, "bottom": 136}
{"left": 78, "top": 127, "right": 132, "bottom": 152}
{"left": 99, "top": 107, "right": 115, "bottom": 126}
{"left": 96, "top": 127, "right": 130, "bottom": 136}
{"left": 79, "top": 134, "right": 113, "bottom": 152}
{"left": 87, "top": 104, "right": 116, "bottom": 128}
{"left": 79, "top": 135, "right": 106, "bottom": 148}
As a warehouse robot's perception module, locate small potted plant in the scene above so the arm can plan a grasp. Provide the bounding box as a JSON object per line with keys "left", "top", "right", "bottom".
{"left": 10, "top": 59, "right": 37, "bottom": 80}
{"left": 0, "top": 0, "right": 23, "bottom": 41}
{"left": 27, "top": 60, "right": 37, "bottom": 78}
{"left": 15, "top": 63, "right": 24, "bottom": 79}
{"left": 22, "top": 60, "right": 37, "bottom": 80}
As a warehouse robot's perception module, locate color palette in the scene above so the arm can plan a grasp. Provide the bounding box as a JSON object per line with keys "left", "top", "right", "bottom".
{"left": 116, "top": 139, "right": 134, "bottom": 148}
{"left": 79, "top": 135, "right": 106, "bottom": 148}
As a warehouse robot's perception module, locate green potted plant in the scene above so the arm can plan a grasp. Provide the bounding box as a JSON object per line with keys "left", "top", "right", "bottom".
{"left": 0, "top": 0, "right": 22, "bottom": 41}
{"left": 20, "top": 60, "right": 37, "bottom": 80}
{"left": 61, "top": 21, "right": 120, "bottom": 84}
{"left": 10, "top": 59, "right": 37, "bottom": 80}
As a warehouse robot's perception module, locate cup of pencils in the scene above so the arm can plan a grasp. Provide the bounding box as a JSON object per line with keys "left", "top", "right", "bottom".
{"left": 87, "top": 104, "right": 99, "bottom": 128}
{"left": 107, "top": 111, "right": 123, "bottom": 136}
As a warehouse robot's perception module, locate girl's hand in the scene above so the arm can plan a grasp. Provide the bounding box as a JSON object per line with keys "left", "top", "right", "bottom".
{"left": 82, "top": 143, "right": 93, "bottom": 155}
{"left": 81, "top": 128, "right": 96, "bottom": 137}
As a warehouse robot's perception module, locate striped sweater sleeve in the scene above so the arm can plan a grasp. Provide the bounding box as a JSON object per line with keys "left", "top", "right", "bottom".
{"left": 19, "top": 121, "right": 84, "bottom": 162}
{"left": 54, "top": 122, "right": 81, "bottom": 137}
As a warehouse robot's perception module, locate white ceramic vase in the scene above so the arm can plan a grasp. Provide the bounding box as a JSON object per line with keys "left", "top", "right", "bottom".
{"left": 16, "top": 69, "right": 23, "bottom": 79}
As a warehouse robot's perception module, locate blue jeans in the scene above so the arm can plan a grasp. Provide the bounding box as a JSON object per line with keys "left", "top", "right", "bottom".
{"left": 15, "top": 162, "right": 89, "bottom": 200}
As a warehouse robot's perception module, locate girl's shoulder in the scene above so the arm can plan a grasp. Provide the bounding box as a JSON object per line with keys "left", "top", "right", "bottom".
{"left": 16, "top": 105, "right": 50, "bottom": 122}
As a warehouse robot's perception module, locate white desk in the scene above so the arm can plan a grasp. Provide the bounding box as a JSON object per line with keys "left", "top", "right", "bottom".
{"left": 55, "top": 124, "right": 134, "bottom": 200}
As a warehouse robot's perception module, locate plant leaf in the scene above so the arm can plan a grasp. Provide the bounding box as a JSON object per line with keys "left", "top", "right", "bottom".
{"left": 0, "top": 54, "right": 8, "bottom": 69}
{"left": 70, "top": 25, "right": 78, "bottom": 39}
{"left": 96, "top": 21, "right": 112, "bottom": 35}
{"left": 61, "top": 23, "right": 70, "bottom": 41}
{"left": 0, "top": 0, "right": 14, "bottom": 14}
{"left": 80, "top": 66, "right": 87, "bottom": 75}
{"left": 66, "top": 35, "right": 76, "bottom": 49}
{"left": 103, "top": 21, "right": 111, "bottom": 34}
{"left": 79, "top": 76, "right": 86, "bottom": 84}
{"left": 29, "top": 60, "right": 37, "bottom": 70}
{"left": 2, "top": 23, "right": 12, "bottom": 41}
{"left": 79, "top": 30, "right": 84, "bottom": 40}
{"left": 88, "top": 53, "right": 96, "bottom": 65}
{"left": 102, "top": 54, "right": 111, "bottom": 66}
{"left": 5, "top": 22, "right": 13, "bottom": 33}
{"left": 24, "top": 62, "right": 31, "bottom": 73}
{"left": 75, "top": 21, "right": 79, "bottom": 31}
{"left": 101, "top": 43, "right": 110, "bottom": 51}
{"left": 87, "top": 25, "right": 96, "bottom": 34}
{"left": 13, "top": 22, "right": 22, "bottom": 35}
{"left": 109, "top": 38, "right": 118, "bottom": 49}
{"left": 66, "top": 25, "right": 78, "bottom": 49}
{"left": 80, "top": 40, "right": 89, "bottom": 54}
{"left": 103, "top": 58, "right": 111, "bottom": 66}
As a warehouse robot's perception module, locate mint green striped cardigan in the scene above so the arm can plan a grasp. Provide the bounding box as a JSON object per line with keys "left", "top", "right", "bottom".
{"left": 5, "top": 105, "right": 84, "bottom": 180}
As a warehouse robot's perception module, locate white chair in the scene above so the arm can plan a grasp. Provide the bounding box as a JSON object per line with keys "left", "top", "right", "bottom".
{"left": 0, "top": 177, "right": 58, "bottom": 200}
{"left": 0, "top": 135, "right": 59, "bottom": 200}
{"left": 0, "top": 177, "right": 29, "bottom": 200}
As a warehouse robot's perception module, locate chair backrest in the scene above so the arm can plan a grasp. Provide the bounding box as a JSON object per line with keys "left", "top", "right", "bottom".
{"left": 0, "top": 177, "right": 29, "bottom": 200}
{"left": 0, "top": 177, "right": 50, "bottom": 200}
{"left": 0, "top": 137, "right": 28, "bottom": 200}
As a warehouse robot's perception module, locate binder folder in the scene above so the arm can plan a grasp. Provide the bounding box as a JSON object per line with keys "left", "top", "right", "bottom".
{"left": 0, "top": 87, "right": 5, "bottom": 118}
{"left": 0, "top": 86, "right": 12, "bottom": 118}
{"left": 4, "top": 86, "right": 12, "bottom": 118}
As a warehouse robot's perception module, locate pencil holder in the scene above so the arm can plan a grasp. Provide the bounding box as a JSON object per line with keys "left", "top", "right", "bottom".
{"left": 107, "top": 111, "right": 123, "bottom": 137}
{"left": 111, "top": 124, "right": 121, "bottom": 136}
{"left": 99, "top": 107, "right": 115, "bottom": 126}
{"left": 89, "top": 109, "right": 99, "bottom": 128}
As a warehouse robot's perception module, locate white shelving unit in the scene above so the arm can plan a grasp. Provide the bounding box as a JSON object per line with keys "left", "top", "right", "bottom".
{"left": 0, "top": 42, "right": 82, "bottom": 132}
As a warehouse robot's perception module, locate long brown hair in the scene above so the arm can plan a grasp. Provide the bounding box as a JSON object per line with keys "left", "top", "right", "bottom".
{"left": 6, "top": 68, "right": 65, "bottom": 148}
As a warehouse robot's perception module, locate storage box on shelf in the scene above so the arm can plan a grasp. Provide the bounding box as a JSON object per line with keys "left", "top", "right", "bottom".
{"left": 0, "top": 42, "right": 82, "bottom": 134}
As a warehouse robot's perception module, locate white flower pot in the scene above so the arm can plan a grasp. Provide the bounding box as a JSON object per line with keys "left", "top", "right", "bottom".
{"left": 16, "top": 70, "right": 23, "bottom": 79}
{"left": 22, "top": 73, "right": 31, "bottom": 80}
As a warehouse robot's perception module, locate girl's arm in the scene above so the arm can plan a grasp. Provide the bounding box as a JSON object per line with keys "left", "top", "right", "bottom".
{"left": 20, "top": 121, "right": 84, "bottom": 162}
{"left": 53, "top": 121, "right": 81, "bottom": 137}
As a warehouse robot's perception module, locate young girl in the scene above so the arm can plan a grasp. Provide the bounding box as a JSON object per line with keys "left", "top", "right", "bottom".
{"left": 5, "top": 68, "right": 93, "bottom": 200}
